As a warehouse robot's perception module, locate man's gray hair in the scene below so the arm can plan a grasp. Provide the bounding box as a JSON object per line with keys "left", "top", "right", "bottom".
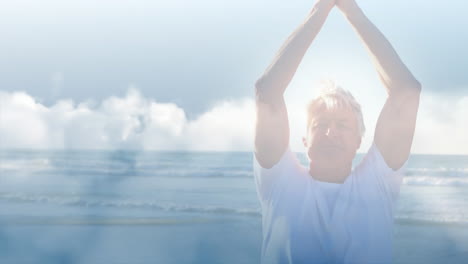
{"left": 306, "top": 79, "right": 365, "bottom": 138}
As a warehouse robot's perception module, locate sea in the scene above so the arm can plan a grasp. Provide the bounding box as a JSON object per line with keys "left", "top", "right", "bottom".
{"left": 1, "top": 149, "right": 467, "bottom": 263}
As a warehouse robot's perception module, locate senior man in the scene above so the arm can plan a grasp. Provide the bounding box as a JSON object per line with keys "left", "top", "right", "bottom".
{"left": 253, "top": 0, "right": 421, "bottom": 263}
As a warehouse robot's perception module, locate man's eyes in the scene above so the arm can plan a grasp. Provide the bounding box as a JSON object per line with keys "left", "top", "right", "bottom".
{"left": 338, "top": 123, "right": 350, "bottom": 129}
{"left": 313, "top": 122, "right": 351, "bottom": 130}
{"left": 313, "top": 122, "right": 327, "bottom": 128}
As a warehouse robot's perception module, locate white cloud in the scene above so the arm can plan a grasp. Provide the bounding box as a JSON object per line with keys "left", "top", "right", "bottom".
{"left": 0, "top": 89, "right": 254, "bottom": 151}
{"left": 0, "top": 89, "right": 466, "bottom": 154}
{"left": 0, "top": 91, "right": 50, "bottom": 149}
{"left": 185, "top": 99, "right": 254, "bottom": 151}
{"left": 412, "top": 93, "right": 468, "bottom": 155}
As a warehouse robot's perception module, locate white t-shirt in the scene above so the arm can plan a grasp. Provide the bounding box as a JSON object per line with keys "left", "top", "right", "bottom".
{"left": 253, "top": 142, "right": 406, "bottom": 264}
{"left": 315, "top": 180, "right": 341, "bottom": 220}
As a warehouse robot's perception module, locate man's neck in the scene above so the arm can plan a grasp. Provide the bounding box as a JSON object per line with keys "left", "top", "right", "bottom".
{"left": 308, "top": 163, "right": 352, "bottom": 184}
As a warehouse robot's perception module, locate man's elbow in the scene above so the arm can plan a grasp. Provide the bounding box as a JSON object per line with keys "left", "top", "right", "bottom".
{"left": 390, "top": 79, "right": 422, "bottom": 98}
{"left": 409, "top": 79, "right": 422, "bottom": 94}
{"left": 403, "top": 77, "right": 422, "bottom": 93}
{"left": 255, "top": 76, "right": 269, "bottom": 96}
{"left": 255, "top": 79, "right": 283, "bottom": 105}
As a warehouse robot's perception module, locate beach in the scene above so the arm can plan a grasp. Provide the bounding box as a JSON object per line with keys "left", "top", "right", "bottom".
{"left": 1, "top": 150, "right": 467, "bottom": 263}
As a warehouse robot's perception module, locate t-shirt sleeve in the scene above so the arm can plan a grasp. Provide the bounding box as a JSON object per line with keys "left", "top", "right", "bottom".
{"left": 252, "top": 146, "right": 302, "bottom": 204}
{"left": 359, "top": 141, "right": 407, "bottom": 204}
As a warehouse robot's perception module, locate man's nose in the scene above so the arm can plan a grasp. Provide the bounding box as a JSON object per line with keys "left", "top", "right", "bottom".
{"left": 325, "top": 124, "right": 339, "bottom": 138}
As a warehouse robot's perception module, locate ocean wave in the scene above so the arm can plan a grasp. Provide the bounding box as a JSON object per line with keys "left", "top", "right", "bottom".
{"left": 145, "top": 169, "right": 253, "bottom": 178}
{"left": 0, "top": 192, "right": 261, "bottom": 217}
{"left": 2, "top": 215, "right": 466, "bottom": 227}
{"left": 395, "top": 216, "right": 468, "bottom": 226}
{"left": 0, "top": 161, "right": 254, "bottom": 178}
{"left": 0, "top": 158, "right": 51, "bottom": 171}
{"left": 402, "top": 176, "right": 468, "bottom": 186}
{"left": 2, "top": 193, "right": 468, "bottom": 226}
{"left": 0, "top": 216, "right": 226, "bottom": 226}
{"left": 406, "top": 167, "right": 468, "bottom": 177}
{"left": 3, "top": 216, "right": 467, "bottom": 227}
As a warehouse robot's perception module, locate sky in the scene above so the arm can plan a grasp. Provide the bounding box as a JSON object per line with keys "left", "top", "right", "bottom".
{"left": 0, "top": 0, "right": 467, "bottom": 154}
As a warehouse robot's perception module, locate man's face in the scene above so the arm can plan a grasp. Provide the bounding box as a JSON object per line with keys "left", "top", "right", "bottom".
{"left": 303, "top": 107, "right": 361, "bottom": 168}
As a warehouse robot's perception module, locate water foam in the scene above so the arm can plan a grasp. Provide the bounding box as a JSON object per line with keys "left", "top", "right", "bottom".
{"left": 403, "top": 176, "right": 468, "bottom": 186}
{"left": 0, "top": 192, "right": 261, "bottom": 217}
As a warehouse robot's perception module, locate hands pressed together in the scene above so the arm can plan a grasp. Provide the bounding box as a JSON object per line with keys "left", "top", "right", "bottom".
{"left": 318, "top": 0, "right": 359, "bottom": 14}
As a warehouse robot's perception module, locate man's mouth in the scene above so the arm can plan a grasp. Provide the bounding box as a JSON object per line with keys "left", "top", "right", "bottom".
{"left": 321, "top": 144, "right": 341, "bottom": 148}
{"left": 319, "top": 145, "right": 342, "bottom": 151}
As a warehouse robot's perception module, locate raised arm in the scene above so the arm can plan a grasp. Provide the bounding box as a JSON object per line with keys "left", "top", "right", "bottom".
{"left": 337, "top": 0, "right": 421, "bottom": 169}
{"left": 255, "top": 0, "right": 335, "bottom": 168}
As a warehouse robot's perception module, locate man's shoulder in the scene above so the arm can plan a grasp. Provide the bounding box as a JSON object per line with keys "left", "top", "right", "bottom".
{"left": 253, "top": 146, "right": 305, "bottom": 173}
{"left": 355, "top": 141, "right": 407, "bottom": 174}
{"left": 353, "top": 141, "right": 406, "bottom": 201}
{"left": 253, "top": 147, "right": 308, "bottom": 203}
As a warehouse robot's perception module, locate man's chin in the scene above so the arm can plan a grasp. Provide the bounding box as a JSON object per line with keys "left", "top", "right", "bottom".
{"left": 311, "top": 153, "right": 341, "bottom": 163}
{"left": 318, "top": 148, "right": 343, "bottom": 158}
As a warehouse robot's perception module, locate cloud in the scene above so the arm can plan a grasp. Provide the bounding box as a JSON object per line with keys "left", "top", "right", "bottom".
{"left": 0, "top": 89, "right": 255, "bottom": 151}
{"left": 412, "top": 93, "right": 468, "bottom": 155}
{"left": 0, "top": 89, "right": 466, "bottom": 154}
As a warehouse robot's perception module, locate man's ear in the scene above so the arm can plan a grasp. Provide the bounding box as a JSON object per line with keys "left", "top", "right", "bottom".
{"left": 302, "top": 136, "right": 307, "bottom": 147}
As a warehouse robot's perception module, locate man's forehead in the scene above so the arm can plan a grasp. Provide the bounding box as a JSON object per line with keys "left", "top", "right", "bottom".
{"left": 311, "top": 108, "right": 356, "bottom": 121}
